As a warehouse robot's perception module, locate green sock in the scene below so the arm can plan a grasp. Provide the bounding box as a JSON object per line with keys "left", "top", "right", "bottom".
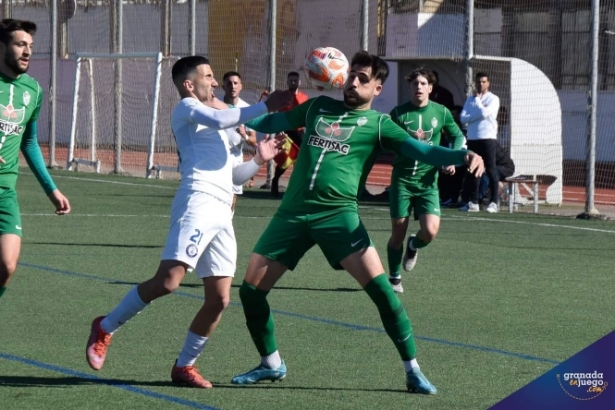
{"left": 386, "top": 244, "right": 403, "bottom": 278}
{"left": 238, "top": 281, "right": 278, "bottom": 356}
{"left": 0, "top": 286, "right": 6, "bottom": 299}
{"left": 410, "top": 235, "right": 430, "bottom": 250}
{"left": 364, "top": 274, "right": 416, "bottom": 360}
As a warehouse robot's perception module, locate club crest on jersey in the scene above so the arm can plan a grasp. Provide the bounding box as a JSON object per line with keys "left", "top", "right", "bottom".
{"left": 23, "top": 91, "right": 31, "bottom": 106}
{"left": 186, "top": 244, "right": 198, "bottom": 258}
{"left": 0, "top": 103, "right": 25, "bottom": 136}
{"left": 307, "top": 118, "right": 354, "bottom": 155}
{"left": 431, "top": 117, "right": 438, "bottom": 128}
{"left": 357, "top": 117, "right": 367, "bottom": 126}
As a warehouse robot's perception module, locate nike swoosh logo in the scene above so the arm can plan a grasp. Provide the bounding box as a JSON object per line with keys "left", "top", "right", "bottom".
{"left": 404, "top": 120, "right": 414, "bottom": 124}
{"left": 351, "top": 239, "right": 362, "bottom": 247}
{"left": 15, "top": 225, "right": 22, "bottom": 230}
{"left": 433, "top": 208, "right": 440, "bottom": 212}
{"left": 397, "top": 334, "right": 411, "bottom": 343}
{"left": 319, "top": 108, "right": 331, "bottom": 113}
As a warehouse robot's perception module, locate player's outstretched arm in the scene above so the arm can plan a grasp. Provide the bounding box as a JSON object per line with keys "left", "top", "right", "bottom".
{"left": 398, "top": 137, "right": 484, "bottom": 177}
{"left": 247, "top": 96, "right": 316, "bottom": 134}
{"left": 231, "top": 134, "right": 285, "bottom": 186}
{"left": 188, "top": 90, "right": 293, "bottom": 131}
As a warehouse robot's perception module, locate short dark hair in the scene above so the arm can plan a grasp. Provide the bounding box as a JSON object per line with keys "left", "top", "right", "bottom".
{"left": 287, "top": 71, "right": 300, "bottom": 79}
{"left": 0, "top": 19, "right": 37, "bottom": 45}
{"left": 405, "top": 69, "right": 436, "bottom": 85}
{"left": 223, "top": 71, "right": 241, "bottom": 82}
{"left": 350, "top": 51, "right": 389, "bottom": 84}
{"left": 475, "top": 72, "right": 489, "bottom": 81}
{"left": 172, "top": 55, "right": 210, "bottom": 84}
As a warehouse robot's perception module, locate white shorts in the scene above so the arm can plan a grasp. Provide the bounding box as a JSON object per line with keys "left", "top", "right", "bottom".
{"left": 161, "top": 190, "right": 236, "bottom": 278}
{"left": 232, "top": 184, "right": 243, "bottom": 195}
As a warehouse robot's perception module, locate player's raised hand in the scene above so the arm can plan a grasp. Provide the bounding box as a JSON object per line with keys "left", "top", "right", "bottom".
{"left": 253, "top": 134, "right": 286, "bottom": 165}
{"left": 464, "top": 151, "right": 485, "bottom": 177}
{"left": 263, "top": 90, "right": 294, "bottom": 112}
{"left": 48, "top": 189, "right": 71, "bottom": 215}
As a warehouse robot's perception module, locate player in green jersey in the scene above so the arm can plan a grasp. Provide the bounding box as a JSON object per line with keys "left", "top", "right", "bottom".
{"left": 386, "top": 69, "right": 466, "bottom": 293}
{"left": 0, "top": 19, "right": 71, "bottom": 300}
{"left": 230, "top": 51, "right": 484, "bottom": 394}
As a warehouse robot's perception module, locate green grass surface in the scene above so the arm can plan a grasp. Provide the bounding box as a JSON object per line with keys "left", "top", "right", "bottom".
{"left": 1, "top": 169, "right": 614, "bottom": 410}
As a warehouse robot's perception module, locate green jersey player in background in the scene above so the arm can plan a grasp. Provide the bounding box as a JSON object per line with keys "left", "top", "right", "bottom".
{"left": 387, "top": 69, "right": 466, "bottom": 293}
{"left": 0, "top": 19, "right": 71, "bottom": 301}
{"left": 230, "top": 51, "right": 484, "bottom": 394}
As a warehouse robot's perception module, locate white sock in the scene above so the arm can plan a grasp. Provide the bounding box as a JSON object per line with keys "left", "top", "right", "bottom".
{"left": 101, "top": 286, "right": 149, "bottom": 334}
{"left": 176, "top": 330, "right": 209, "bottom": 368}
{"left": 404, "top": 359, "right": 420, "bottom": 373}
{"left": 261, "top": 350, "right": 282, "bottom": 369}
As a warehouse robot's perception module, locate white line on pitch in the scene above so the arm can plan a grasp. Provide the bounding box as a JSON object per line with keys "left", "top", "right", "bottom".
{"left": 359, "top": 205, "right": 615, "bottom": 234}
{"left": 22, "top": 213, "right": 271, "bottom": 219}
{"left": 444, "top": 215, "right": 615, "bottom": 234}
{"left": 23, "top": 173, "right": 178, "bottom": 190}
{"left": 22, "top": 213, "right": 171, "bottom": 217}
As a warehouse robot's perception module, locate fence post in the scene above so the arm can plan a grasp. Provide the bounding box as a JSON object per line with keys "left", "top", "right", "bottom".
{"left": 584, "top": 0, "right": 600, "bottom": 215}
{"left": 110, "top": 0, "right": 124, "bottom": 174}
{"left": 189, "top": 0, "right": 196, "bottom": 55}
{"left": 361, "top": 0, "right": 369, "bottom": 51}
{"left": 2, "top": 0, "right": 12, "bottom": 18}
{"left": 49, "top": 0, "right": 58, "bottom": 167}
{"left": 269, "top": 0, "right": 277, "bottom": 91}
{"left": 464, "top": 0, "right": 474, "bottom": 96}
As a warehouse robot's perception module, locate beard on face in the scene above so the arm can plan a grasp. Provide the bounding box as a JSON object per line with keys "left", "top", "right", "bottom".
{"left": 343, "top": 89, "right": 368, "bottom": 108}
{"left": 5, "top": 54, "right": 27, "bottom": 75}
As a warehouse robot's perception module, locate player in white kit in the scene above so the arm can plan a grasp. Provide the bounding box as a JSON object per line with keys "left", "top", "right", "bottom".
{"left": 85, "top": 55, "right": 292, "bottom": 388}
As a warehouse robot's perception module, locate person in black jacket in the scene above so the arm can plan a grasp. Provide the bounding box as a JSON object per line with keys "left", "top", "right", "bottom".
{"left": 478, "top": 141, "right": 514, "bottom": 202}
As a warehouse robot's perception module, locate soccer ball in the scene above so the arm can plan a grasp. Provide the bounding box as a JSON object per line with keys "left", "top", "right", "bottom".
{"left": 304, "top": 47, "right": 349, "bottom": 91}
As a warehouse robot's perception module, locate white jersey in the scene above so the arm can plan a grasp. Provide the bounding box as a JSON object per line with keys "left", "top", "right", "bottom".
{"left": 460, "top": 92, "right": 500, "bottom": 141}
{"left": 171, "top": 97, "right": 267, "bottom": 204}
{"left": 228, "top": 98, "right": 251, "bottom": 157}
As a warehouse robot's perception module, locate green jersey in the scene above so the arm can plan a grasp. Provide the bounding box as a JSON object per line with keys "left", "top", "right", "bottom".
{"left": 248, "top": 96, "right": 468, "bottom": 214}
{"left": 0, "top": 72, "right": 45, "bottom": 190}
{"left": 390, "top": 100, "right": 465, "bottom": 188}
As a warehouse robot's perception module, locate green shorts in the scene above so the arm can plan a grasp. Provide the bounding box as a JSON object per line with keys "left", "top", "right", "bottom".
{"left": 253, "top": 208, "right": 372, "bottom": 270}
{"left": 0, "top": 188, "right": 22, "bottom": 237}
{"left": 389, "top": 180, "right": 441, "bottom": 220}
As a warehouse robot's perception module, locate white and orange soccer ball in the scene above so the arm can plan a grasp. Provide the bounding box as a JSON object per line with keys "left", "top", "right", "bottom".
{"left": 304, "top": 47, "right": 349, "bottom": 91}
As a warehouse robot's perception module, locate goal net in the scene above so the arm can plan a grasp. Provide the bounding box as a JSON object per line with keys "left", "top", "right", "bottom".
{"left": 67, "top": 52, "right": 169, "bottom": 176}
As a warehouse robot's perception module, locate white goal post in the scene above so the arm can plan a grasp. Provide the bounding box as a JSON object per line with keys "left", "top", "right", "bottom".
{"left": 67, "top": 52, "right": 163, "bottom": 175}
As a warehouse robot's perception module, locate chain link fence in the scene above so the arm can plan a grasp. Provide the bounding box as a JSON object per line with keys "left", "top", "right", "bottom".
{"left": 6, "top": 0, "right": 615, "bottom": 216}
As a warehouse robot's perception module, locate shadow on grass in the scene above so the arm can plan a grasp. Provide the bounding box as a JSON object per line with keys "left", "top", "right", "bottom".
{"left": 0, "top": 376, "right": 408, "bottom": 394}
{"left": 240, "top": 190, "right": 281, "bottom": 201}
{"left": 0, "top": 375, "right": 175, "bottom": 388}
{"left": 23, "top": 242, "right": 161, "bottom": 249}
{"left": 230, "top": 284, "right": 361, "bottom": 292}
{"left": 211, "top": 382, "right": 407, "bottom": 394}
{"left": 108, "top": 281, "right": 359, "bottom": 292}
{"left": 109, "top": 280, "right": 203, "bottom": 289}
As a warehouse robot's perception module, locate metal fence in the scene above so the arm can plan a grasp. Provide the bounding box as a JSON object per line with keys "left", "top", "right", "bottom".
{"left": 5, "top": 0, "right": 615, "bottom": 215}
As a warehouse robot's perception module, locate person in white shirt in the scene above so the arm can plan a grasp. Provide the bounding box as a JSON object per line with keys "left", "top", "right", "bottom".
{"left": 85, "top": 55, "right": 292, "bottom": 388}
{"left": 222, "top": 71, "right": 258, "bottom": 210}
{"left": 459, "top": 72, "right": 501, "bottom": 213}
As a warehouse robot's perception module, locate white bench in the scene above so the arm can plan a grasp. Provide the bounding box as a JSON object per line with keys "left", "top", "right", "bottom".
{"left": 504, "top": 175, "right": 557, "bottom": 213}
